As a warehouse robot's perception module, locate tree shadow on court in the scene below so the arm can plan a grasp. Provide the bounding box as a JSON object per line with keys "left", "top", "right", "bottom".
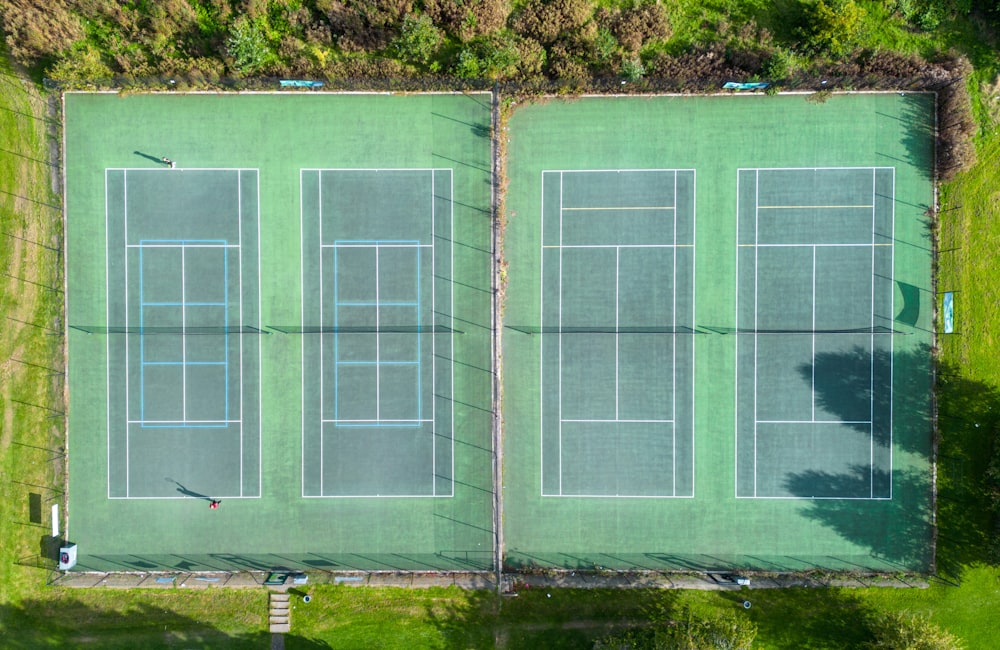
{"left": 784, "top": 465, "right": 933, "bottom": 571}
{"left": 881, "top": 93, "right": 936, "bottom": 184}
{"left": 797, "top": 343, "right": 1000, "bottom": 579}
{"left": 802, "top": 343, "right": 932, "bottom": 458}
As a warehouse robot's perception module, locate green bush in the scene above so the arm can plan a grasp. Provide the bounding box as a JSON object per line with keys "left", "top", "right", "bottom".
{"left": 227, "top": 15, "right": 276, "bottom": 74}
{"left": 800, "top": 0, "right": 866, "bottom": 56}
{"left": 867, "top": 612, "right": 964, "bottom": 649}
{"left": 390, "top": 14, "right": 443, "bottom": 65}
{"left": 453, "top": 30, "right": 544, "bottom": 80}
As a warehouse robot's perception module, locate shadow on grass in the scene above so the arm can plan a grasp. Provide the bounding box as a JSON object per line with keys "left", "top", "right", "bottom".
{"left": 716, "top": 586, "right": 874, "bottom": 649}
{"left": 0, "top": 597, "right": 335, "bottom": 649}
{"left": 488, "top": 588, "right": 672, "bottom": 650}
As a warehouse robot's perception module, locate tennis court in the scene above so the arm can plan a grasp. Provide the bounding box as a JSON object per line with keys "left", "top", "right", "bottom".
{"left": 736, "top": 167, "right": 895, "bottom": 499}
{"left": 536, "top": 169, "right": 694, "bottom": 497}
{"left": 299, "top": 169, "right": 454, "bottom": 497}
{"left": 65, "top": 92, "right": 494, "bottom": 572}
{"left": 502, "top": 93, "right": 935, "bottom": 572}
{"left": 99, "top": 168, "right": 262, "bottom": 499}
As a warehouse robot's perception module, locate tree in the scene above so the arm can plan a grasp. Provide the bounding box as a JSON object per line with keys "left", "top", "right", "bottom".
{"left": 868, "top": 612, "right": 963, "bottom": 650}
{"left": 227, "top": 16, "right": 275, "bottom": 74}
{"left": 595, "top": 606, "right": 757, "bottom": 650}
{"left": 390, "top": 14, "right": 443, "bottom": 66}
{"left": 801, "top": 0, "right": 866, "bottom": 56}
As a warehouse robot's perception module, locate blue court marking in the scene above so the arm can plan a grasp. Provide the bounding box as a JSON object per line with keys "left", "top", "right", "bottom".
{"left": 332, "top": 240, "right": 423, "bottom": 427}
{"left": 138, "top": 239, "right": 230, "bottom": 429}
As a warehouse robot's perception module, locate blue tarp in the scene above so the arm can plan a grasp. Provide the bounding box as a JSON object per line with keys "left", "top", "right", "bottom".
{"left": 943, "top": 291, "right": 954, "bottom": 333}
{"left": 723, "top": 82, "right": 770, "bottom": 90}
{"left": 279, "top": 80, "right": 325, "bottom": 88}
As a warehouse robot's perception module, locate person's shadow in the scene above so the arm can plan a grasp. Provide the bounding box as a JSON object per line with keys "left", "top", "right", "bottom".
{"left": 134, "top": 151, "right": 168, "bottom": 165}
{"left": 168, "top": 479, "right": 212, "bottom": 501}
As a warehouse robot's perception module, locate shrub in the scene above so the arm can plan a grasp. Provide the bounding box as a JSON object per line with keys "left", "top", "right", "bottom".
{"left": 453, "top": 31, "right": 544, "bottom": 80}
{"left": 621, "top": 56, "right": 644, "bottom": 81}
{"left": 762, "top": 48, "right": 797, "bottom": 80}
{"left": 390, "top": 14, "right": 443, "bottom": 65}
{"left": 315, "top": 0, "right": 413, "bottom": 52}
{"left": 510, "top": 0, "right": 592, "bottom": 45}
{"left": 424, "top": 0, "right": 510, "bottom": 41}
{"left": 800, "top": 0, "right": 866, "bottom": 56}
{"left": 227, "top": 15, "right": 276, "bottom": 73}
{"left": 867, "top": 611, "right": 963, "bottom": 649}
{"left": 46, "top": 43, "right": 114, "bottom": 85}
{"left": 0, "top": 0, "right": 83, "bottom": 66}
{"left": 595, "top": 1, "right": 670, "bottom": 54}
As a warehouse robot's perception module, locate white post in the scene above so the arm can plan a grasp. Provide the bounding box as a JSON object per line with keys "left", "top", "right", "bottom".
{"left": 51, "top": 504, "right": 59, "bottom": 538}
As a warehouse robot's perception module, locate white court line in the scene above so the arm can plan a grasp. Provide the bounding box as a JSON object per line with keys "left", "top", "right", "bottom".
{"left": 237, "top": 170, "right": 244, "bottom": 496}
{"left": 870, "top": 167, "right": 876, "bottom": 498}
{"left": 322, "top": 243, "right": 433, "bottom": 248}
{"left": 128, "top": 419, "right": 240, "bottom": 424}
{"left": 323, "top": 419, "right": 433, "bottom": 423}
{"left": 255, "top": 169, "right": 263, "bottom": 497}
{"left": 738, "top": 166, "right": 896, "bottom": 172}
{"left": 106, "top": 167, "right": 250, "bottom": 172}
{"left": 736, "top": 495, "right": 892, "bottom": 501}
{"left": 615, "top": 246, "right": 622, "bottom": 420}
{"left": 299, "top": 170, "right": 306, "bottom": 497}
{"left": 124, "top": 171, "right": 130, "bottom": 498}
{"left": 543, "top": 244, "right": 688, "bottom": 249}
{"left": 737, "top": 243, "right": 892, "bottom": 248}
{"left": 734, "top": 169, "right": 741, "bottom": 498}
{"left": 544, "top": 493, "right": 695, "bottom": 499}
{"left": 302, "top": 494, "right": 457, "bottom": 499}
{"left": 889, "top": 168, "right": 896, "bottom": 499}
{"left": 182, "top": 246, "right": 187, "bottom": 421}
{"left": 430, "top": 170, "right": 434, "bottom": 496}
{"left": 539, "top": 172, "right": 546, "bottom": 496}
{"left": 672, "top": 170, "right": 678, "bottom": 496}
{"left": 375, "top": 246, "right": 381, "bottom": 421}
{"left": 319, "top": 171, "right": 325, "bottom": 496}
{"left": 811, "top": 244, "right": 816, "bottom": 421}
{"left": 756, "top": 420, "right": 873, "bottom": 424}
{"left": 105, "top": 170, "right": 112, "bottom": 499}
{"left": 561, "top": 206, "right": 676, "bottom": 211}
{"left": 689, "top": 169, "right": 697, "bottom": 498}
{"left": 558, "top": 171, "right": 564, "bottom": 496}
{"left": 300, "top": 167, "right": 446, "bottom": 171}
{"left": 450, "top": 169, "right": 456, "bottom": 497}
{"left": 561, "top": 419, "right": 674, "bottom": 423}
{"left": 542, "top": 168, "right": 697, "bottom": 173}
{"left": 753, "top": 169, "right": 759, "bottom": 498}
{"left": 126, "top": 243, "right": 239, "bottom": 248}
{"left": 757, "top": 204, "right": 873, "bottom": 209}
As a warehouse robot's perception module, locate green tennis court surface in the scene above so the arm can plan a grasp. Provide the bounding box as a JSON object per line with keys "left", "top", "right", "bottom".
{"left": 65, "top": 93, "right": 493, "bottom": 571}
{"left": 503, "top": 94, "right": 934, "bottom": 572}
